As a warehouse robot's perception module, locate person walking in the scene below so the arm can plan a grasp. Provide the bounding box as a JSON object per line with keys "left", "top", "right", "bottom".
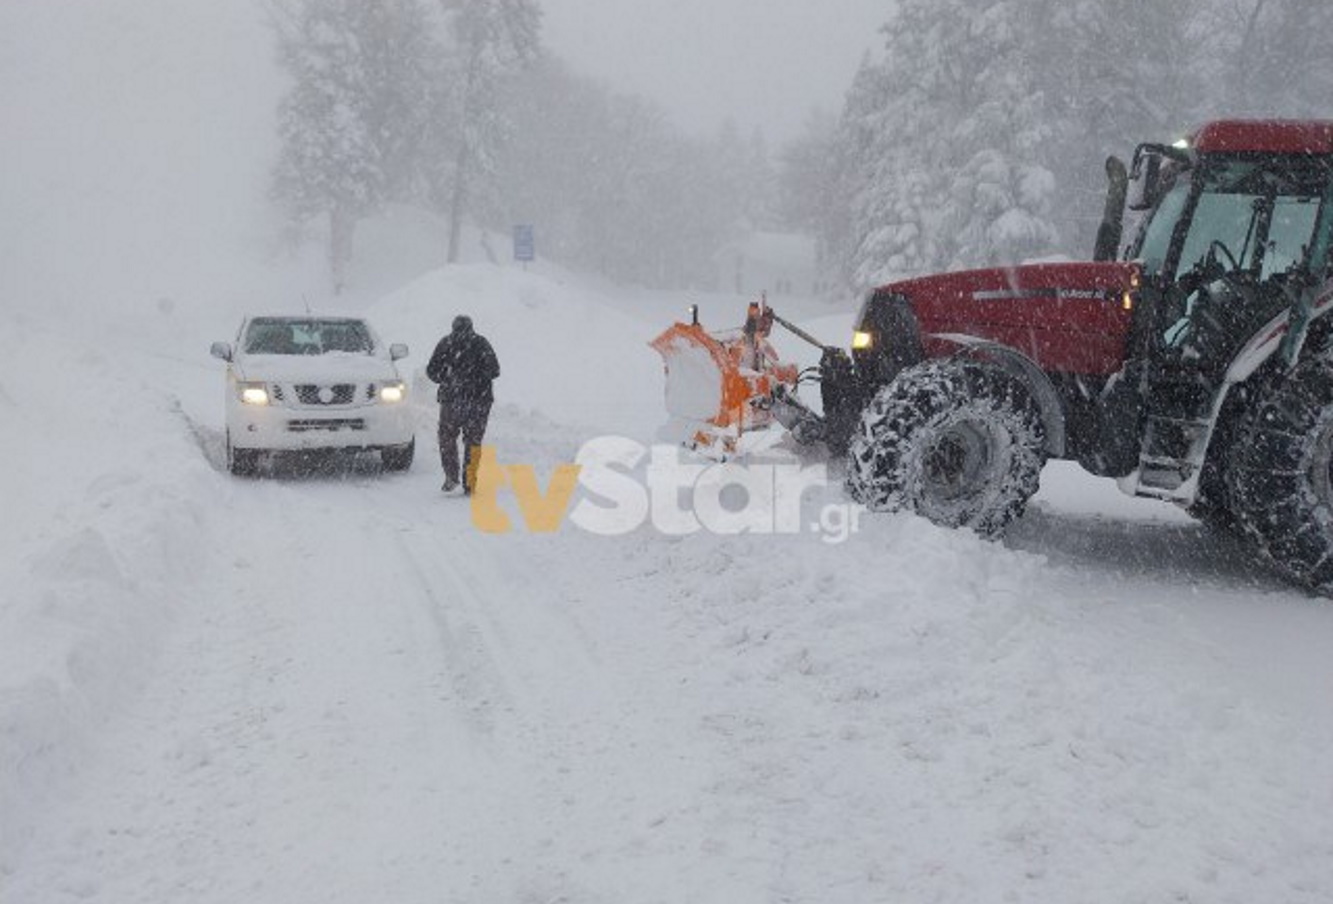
{"left": 426, "top": 315, "right": 500, "bottom": 494}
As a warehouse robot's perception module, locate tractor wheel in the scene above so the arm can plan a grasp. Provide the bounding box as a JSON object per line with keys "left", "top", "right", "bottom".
{"left": 1227, "top": 350, "right": 1333, "bottom": 591}
{"left": 846, "top": 359, "right": 1046, "bottom": 537}
{"left": 1188, "top": 458, "right": 1245, "bottom": 537}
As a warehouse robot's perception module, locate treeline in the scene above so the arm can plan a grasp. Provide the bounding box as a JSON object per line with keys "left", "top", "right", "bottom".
{"left": 271, "top": 0, "right": 1333, "bottom": 298}
{"left": 495, "top": 59, "right": 776, "bottom": 289}
{"left": 797, "top": 0, "right": 1333, "bottom": 293}
{"left": 269, "top": 0, "right": 776, "bottom": 293}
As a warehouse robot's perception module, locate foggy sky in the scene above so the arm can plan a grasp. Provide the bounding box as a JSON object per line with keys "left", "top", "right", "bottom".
{"left": 541, "top": 0, "right": 892, "bottom": 144}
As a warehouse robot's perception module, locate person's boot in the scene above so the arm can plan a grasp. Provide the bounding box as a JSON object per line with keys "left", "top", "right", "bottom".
{"left": 442, "top": 477, "right": 460, "bottom": 493}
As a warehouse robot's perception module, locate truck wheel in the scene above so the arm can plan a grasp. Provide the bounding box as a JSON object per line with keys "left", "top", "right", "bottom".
{"left": 846, "top": 359, "right": 1045, "bottom": 537}
{"left": 226, "top": 432, "right": 260, "bottom": 477}
{"left": 381, "top": 438, "right": 415, "bottom": 472}
{"left": 1227, "top": 351, "right": 1333, "bottom": 590}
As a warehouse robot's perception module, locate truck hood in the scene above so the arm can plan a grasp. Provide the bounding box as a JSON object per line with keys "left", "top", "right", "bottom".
{"left": 234, "top": 352, "right": 400, "bottom": 383}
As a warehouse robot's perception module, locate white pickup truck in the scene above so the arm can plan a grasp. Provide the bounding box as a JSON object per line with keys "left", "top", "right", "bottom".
{"left": 210, "top": 315, "right": 415, "bottom": 475}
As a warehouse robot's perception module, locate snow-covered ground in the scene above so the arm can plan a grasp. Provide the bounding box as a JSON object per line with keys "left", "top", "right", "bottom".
{"left": 4, "top": 255, "right": 1333, "bottom": 903}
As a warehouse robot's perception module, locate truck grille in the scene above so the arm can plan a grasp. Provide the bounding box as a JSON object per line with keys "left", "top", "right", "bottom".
{"left": 294, "top": 384, "right": 356, "bottom": 405}
{"left": 287, "top": 418, "right": 367, "bottom": 432}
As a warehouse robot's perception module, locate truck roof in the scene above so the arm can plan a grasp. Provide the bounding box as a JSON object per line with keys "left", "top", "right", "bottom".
{"left": 1191, "top": 119, "right": 1333, "bottom": 155}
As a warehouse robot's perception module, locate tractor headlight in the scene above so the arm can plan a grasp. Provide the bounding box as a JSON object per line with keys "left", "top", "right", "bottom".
{"left": 379, "top": 381, "right": 406, "bottom": 403}
{"left": 237, "top": 381, "right": 270, "bottom": 405}
{"left": 851, "top": 330, "right": 874, "bottom": 350}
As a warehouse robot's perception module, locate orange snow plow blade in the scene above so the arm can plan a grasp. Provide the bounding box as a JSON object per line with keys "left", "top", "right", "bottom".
{"left": 649, "top": 303, "right": 800, "bottom": 456}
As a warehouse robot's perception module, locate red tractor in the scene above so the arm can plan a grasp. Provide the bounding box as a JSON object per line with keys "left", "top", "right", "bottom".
{"left": 827, "top": 120, "right": 1333, "bottom": 590}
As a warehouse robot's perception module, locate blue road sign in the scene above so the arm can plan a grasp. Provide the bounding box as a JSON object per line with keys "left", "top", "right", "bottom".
{"left": 513, "top": 224, "right": 535, "bottom": 262}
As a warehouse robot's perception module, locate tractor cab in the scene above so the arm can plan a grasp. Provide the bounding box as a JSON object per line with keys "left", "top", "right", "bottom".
{"left": 1104, "top": 122, "right": 1333, "bottom": 496}
{"left": 1128, "top": 133, "right": 1333, "bottom": 370}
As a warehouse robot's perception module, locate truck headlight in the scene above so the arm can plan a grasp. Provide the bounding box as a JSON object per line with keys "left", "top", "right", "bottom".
{"left": 851, "top": 330, "right": 874, "bottom": 350}
{"left": 379, "top": 381, "right": 406, "bottom": 403}
{"left": 237, "top": 381, "right": 270, "bottom": 405}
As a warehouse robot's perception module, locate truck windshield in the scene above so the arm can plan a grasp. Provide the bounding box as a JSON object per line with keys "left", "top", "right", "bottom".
{"left": 243, "top": 318, "right": 374, "bottom": 355}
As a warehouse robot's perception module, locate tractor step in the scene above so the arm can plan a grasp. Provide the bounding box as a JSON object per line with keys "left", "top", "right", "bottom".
{"left": 1134, "top": 416, "right": 1212, "bottom": 495}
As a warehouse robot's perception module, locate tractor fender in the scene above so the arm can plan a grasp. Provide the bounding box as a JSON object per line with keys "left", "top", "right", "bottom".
{"left": 1152, "top": 281, "right": 1333, "bottom": 509}
{"left": 928, "top": 333, "right": 1068, "bottom": 458}
{"left": 1224, "top": 281, "right": 1333, "bottom": 385}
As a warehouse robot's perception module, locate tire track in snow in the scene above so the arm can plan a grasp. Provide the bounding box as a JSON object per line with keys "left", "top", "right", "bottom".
{"left": 393, "top": 529, "right": 516, "bottom": 739}
{"left": 168, "top": 394, "right": 227, "bottom": 472}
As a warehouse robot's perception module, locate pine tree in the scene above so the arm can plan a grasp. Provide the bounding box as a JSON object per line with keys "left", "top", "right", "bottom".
{"left": 1208, "top": 0, "right": 1333, "bottom": 117}
{"left": 823, "top": 0, "right": 1220, "bottom": 289}
{"left": 743, "top": 126, "right": 778, "bottom": 231}
{"left": 491, "top": 56, "right": 603, "bottom": 264}
{"left": 932, "top": 0, "right": 1056, "bottom": 269}
{"left": 825, "top": 55, "right": 907, "bottom": 290}
{"left": 776, "top": 109, "right": 836, "bottom": 236}
{"left": 831, "top": 0, "right": 1059, "bottom": 289}
{"left": 1024, "top": 0, "right": 1201, "bottom": 254}
{"left": 270, "top": 0, "right": 437, "bottom": 293}
{"left": 435, "top": 0, "right": 541, "bottom": 263}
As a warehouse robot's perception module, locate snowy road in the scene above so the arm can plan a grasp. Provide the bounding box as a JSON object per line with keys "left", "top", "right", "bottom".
{"left": 6, "top": 457, "right": 692, "bottom": 902}
{"left": 6, "top": 271, "right": 1333, "bottom": 902}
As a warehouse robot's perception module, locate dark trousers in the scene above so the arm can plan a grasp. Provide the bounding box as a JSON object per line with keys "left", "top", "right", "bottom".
{"left": 438, "top": 402, "right": 491, "bottom": 490}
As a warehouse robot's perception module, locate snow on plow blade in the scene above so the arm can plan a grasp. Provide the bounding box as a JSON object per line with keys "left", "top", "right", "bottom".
{"left": 649, "top": 305, "right": 799, "bottom": 457}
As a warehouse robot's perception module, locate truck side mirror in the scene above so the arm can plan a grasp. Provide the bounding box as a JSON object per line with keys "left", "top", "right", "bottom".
{"left": 210, "top": 341, "right": 233, "bottom": 362}
{"left": 389, "top": 343, "right": 409, "bottom": 361}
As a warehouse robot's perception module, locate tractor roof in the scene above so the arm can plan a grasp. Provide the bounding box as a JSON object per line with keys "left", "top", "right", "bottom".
{"left": 1191, "top": 119, "right": 1333, "bottom": 155}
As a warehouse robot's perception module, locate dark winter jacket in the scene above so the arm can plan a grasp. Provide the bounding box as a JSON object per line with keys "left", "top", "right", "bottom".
{"left": 426, "top": 325, "right": 500, "bottom": 417}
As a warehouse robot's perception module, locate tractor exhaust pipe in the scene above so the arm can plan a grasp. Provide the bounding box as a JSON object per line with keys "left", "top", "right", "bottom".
{"left": 1093, "top": 155, "right": 1129, "bottom": 262}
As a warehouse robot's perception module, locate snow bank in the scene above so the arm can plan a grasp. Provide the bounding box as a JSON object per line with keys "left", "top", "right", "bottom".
{"left": 366, "top": 263, "right": 668, "bottom": 440}
{"left": 0, "top": 318, "right": 217, "bottom": 872}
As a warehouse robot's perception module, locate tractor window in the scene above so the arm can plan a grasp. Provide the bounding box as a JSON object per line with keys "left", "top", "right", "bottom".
{"left": 1168, "top": 157, "right": 1332, "bottom": 283}
{"left": 1262, "top": 196, "right": 1320, "bottom": 279}
{"left": 1174, "top": 191, "right": 1261, "bottom": 279}
{"left": 1310, "top": 181, "right": 1333, "bottom": 280}
{"left": 1136, "top": 178, "right": 1190, "bottom": 276}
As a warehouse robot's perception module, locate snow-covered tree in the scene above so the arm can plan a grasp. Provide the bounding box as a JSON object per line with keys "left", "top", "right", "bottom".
{"left": 741, "top": 126, "right": 778, "bottom": 231}
{"left": 490, "top": 56, "right": 604, "bottom": 264}
{"left": 434, "top": 0, "right": 541, "bottom": 263}
{"left": 826, "top": 0, "right": 1059, "bottom": 290}
{"left": 1204, "top": 0, "right": 1333, "bottom": 116}
{"left": 776, "top": 109, "right": 836, "bottom": 235}
{"left": 822, "top": 0, "right": 1224, "bottom": 290}
{"left": 824, "top": 56, "right": 904, "bottom": 289}
{"left": 270, "top": 0, "right": 438, "bottom": 293}
{"left": 491, "top": 57, "right": 751, "bottom": 290}
{"left": 1023, "top": 0, "right": 1201, "bottom": 252}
